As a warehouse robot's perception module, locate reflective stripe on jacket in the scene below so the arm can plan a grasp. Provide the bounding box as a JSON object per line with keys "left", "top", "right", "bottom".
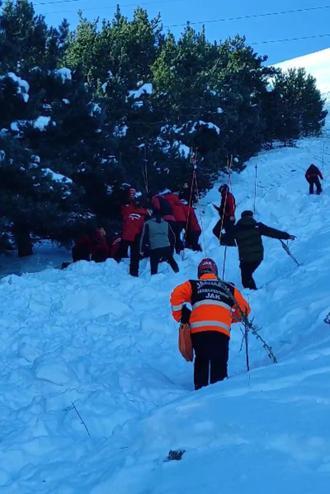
{"left": 170, "top": 273, "right": 250, "bottom": 337}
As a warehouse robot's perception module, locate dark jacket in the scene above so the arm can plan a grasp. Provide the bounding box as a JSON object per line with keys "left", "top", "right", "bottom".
{"left": 72, "top": 234, "right": 92, "bottom": 262}
{"left": 232, "top": 216, "right": 291, "bottom": 263}
{"left": 305, "top": 165, "right": 323, "bottom": 182}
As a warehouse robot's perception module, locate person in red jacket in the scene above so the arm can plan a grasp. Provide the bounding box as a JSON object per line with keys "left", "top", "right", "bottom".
{"left": 151, "top": 192, "right": 176, "bottom": 223}
{"left": 108, "top": 234, "right": 122, "bottom": 260}
{"left": 181, "top": 201, "right": 202, "bottom": 251}
{"left": 118, "top": 199, "right": 149, "bottom": 276}
{"left": 162, "top": 192, "right": 186, "bottom": 253}
{"left": 212, "top": 184, "right": 236, "bottom": 239}
{"left": 305, "top": 164, "right": 323, "bottom": 194}
{"left": 90, "top": 227, "right": 110, "bottom": 263}
{"left": 72, "top": 233, "right": 92, "bottom": 262}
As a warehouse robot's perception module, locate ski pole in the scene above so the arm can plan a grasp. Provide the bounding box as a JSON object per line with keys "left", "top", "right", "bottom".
{"left": 220, "top": 281, "right": 278, "bottom": 364}
{"left": 241, "top": 316, "right": 277, "bottom": 364}
{"left": 244, "top": 325, "right": 250, "bottom": 371}
{"left": 279, "top": 240, "right": 302, "bottom": 267}
{"left": 222, "top": 246, "right": 227, "bottom": 279}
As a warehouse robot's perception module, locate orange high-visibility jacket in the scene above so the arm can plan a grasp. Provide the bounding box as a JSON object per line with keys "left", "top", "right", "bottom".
{"left": 170, "top": 273, "right": 250, "bottom": 337}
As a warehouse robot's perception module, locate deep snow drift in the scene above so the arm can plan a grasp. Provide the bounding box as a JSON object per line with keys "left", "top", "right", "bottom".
{"left": 1, "top": 55, "right": 330, "bottom": 492}
{"left": 1, "top": 124, "right": 330, "bottom": 493}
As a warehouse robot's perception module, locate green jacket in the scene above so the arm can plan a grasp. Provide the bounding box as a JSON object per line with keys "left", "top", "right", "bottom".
{"left": 233, "top": 217, "right": 290, "bottom": 263}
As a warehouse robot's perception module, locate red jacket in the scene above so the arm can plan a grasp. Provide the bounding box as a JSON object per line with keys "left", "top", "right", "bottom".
{"left": 121, "top": 204, "right": 148, "bottom": 242}
{"left": 305, "top": 165, "right": 323, "bottom": 182}
{"left": 72, "top": 234, "right": 92, "bottom": 262}
{"left": 90, "top": 230, "right": 109, "bottom": 262}
{"left": 109, "top": 235, "right": 122, "bottom": 258}
{"left": 182, "top": 204, "right": 201, "bottom": 233}
{"left": 151, "top": 195, "right": 175, "bottom": 222}
{"left": 163, "top": 193, "right": 186, "bottom": 223}
{"left": 220, "top": 191, "right": 236, "bottom": 218}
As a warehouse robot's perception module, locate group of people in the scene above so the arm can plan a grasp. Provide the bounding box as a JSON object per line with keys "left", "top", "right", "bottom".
{"left": 212, "top": 185, "right": 295, "bottom": 290}
{"left": 70, "top": 187, "right": 202, "bottom": 276}
{"left": 170, "top": 163, "right": 325, "bottom": 390}
{"left": 67, "top": 161, "right": 325, "bottom": 392}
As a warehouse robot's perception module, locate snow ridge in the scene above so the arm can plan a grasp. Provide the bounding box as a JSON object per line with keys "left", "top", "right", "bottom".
{"left": 1, "top": 122, "right": 330, "bottom": 491}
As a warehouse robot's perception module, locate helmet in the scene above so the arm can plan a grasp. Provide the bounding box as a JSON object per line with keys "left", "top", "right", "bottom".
{"left": 219, "top": 184, "right": 229, "bottom": 193}
{"left": 197, "top": 258, "right": 218, "bottom": 278}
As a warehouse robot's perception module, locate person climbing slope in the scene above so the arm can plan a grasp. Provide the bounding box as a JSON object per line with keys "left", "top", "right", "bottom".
{"left": 181, "top": 200, "right": 202, "bottom": 251}
{"left": 170, "top": 258, "right": 250, "bottom": 390}
{"left": 305, "top": 163, "right": 323, "bottom": 194}
{"left": 212, "top": 184, "right": 236, "bottom": 238}
{"left": 117, "top": 197, "right": 149, "bottom": 277}
{"left": 225, "top": 210, "right": 296, "bottom": 290}
{"left": 140, "top": 210, "right": 179, "bottom": 275}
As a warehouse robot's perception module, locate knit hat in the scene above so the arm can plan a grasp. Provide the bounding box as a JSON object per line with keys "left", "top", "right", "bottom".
{"left": 241, "top": 210, "right": 254, "bottom": 218}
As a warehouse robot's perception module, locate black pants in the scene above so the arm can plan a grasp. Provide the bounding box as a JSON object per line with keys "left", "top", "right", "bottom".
{"left": 150, "top": 246, "right": 179, "bottom": 275}
{"left": 308, "top": 178, "right": 322, "bottom": 194}
{"left": 169, "top": 221, "right": 185, "bottom": 253}
{"left": 240, "top": 260, "right": 262, "bottom": 289}
{"left": 117, "top": 236, "right": 141, "bottom": 276}
{"left": 185, "top": 231, "right": 202, "bottom": 251}
{"left": 191, "top": 332, "right": 229, "bottom": 390}
{"left": 213, "top": 217, "right": 235, "bottom": 239}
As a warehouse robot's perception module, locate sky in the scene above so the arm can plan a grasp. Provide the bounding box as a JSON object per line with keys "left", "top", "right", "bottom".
{"left": 30, "top": 0, "right": 330, "bottom": 64}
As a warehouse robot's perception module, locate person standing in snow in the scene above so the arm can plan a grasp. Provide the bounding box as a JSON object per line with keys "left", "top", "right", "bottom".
{"left": 212, "top": 184, "right": 236, "bottom": 238}
{"left": 225, "top": 210, "right": 295, "bottom": 290}
{"left": 72, "top": 231, "right": 92, "bottom": 262}
{"left": 170, "top": 258, "right": 250, "bottom": 390}
{"left": 161, "top": 191, "right": 187, "bottom": 253}
{"left": 140, "top": 210, "right": 179, "bottom": 275}
{"left": 181, "top": 201, "right": 202, "bottom": 251}
{"left": 305, "top": 164, "right": 323, "bottom": 194}
{"left": 90, "top": 227, "right": 109, "bottom": 263}
{"left": 117, "top": 198, "right": 149, "bottom": 277}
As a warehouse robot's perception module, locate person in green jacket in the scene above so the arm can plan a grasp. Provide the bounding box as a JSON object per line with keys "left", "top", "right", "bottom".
{"left": 229, "top": 210, "right": 295, "bottom": 289}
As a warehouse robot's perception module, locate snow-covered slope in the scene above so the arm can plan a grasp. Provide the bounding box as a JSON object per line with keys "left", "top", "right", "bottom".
{"left": 1, "top": 123, "right": 330, "bottom": 492}
{"left": 1, "top": 49, "right": 330, "bottom": 493}
{"left": 275, "top": 47, "right": 330, "bottom": 95}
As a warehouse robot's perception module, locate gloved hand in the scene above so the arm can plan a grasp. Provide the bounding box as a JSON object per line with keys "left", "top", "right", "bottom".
{"left": 181, "top": 304, "right": 191, "bottom": 324}
{"left": 288, "top": 235, "right": 296, "bottom": 240}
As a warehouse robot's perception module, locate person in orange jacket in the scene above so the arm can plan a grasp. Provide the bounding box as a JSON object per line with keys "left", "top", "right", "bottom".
{"left": 170, "top": 258, "right": 250, "bottom": 390}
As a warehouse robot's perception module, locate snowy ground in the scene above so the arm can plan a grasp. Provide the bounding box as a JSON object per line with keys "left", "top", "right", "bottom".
{"left": 0, "top": 241, "right": 70, "bottom": 278}
{"left": 1, "top": 123, "right": 330, "bottom": 493}
{"left": 1, "top": 64, "right": 330, "bottom": 492}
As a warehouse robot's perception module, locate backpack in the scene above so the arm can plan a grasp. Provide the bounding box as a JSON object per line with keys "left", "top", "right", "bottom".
{"left": 178, "top": 323, "right": 193, "bottom": 362}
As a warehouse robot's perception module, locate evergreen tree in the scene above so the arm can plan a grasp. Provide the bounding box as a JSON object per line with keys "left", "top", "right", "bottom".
{"left": 0, "top": 135, "right": 76, "bottom": 255}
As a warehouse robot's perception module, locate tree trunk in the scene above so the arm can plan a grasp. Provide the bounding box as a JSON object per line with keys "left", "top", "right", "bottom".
{"left": 13, "top": 225, "right": 33, "bottom": 257}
